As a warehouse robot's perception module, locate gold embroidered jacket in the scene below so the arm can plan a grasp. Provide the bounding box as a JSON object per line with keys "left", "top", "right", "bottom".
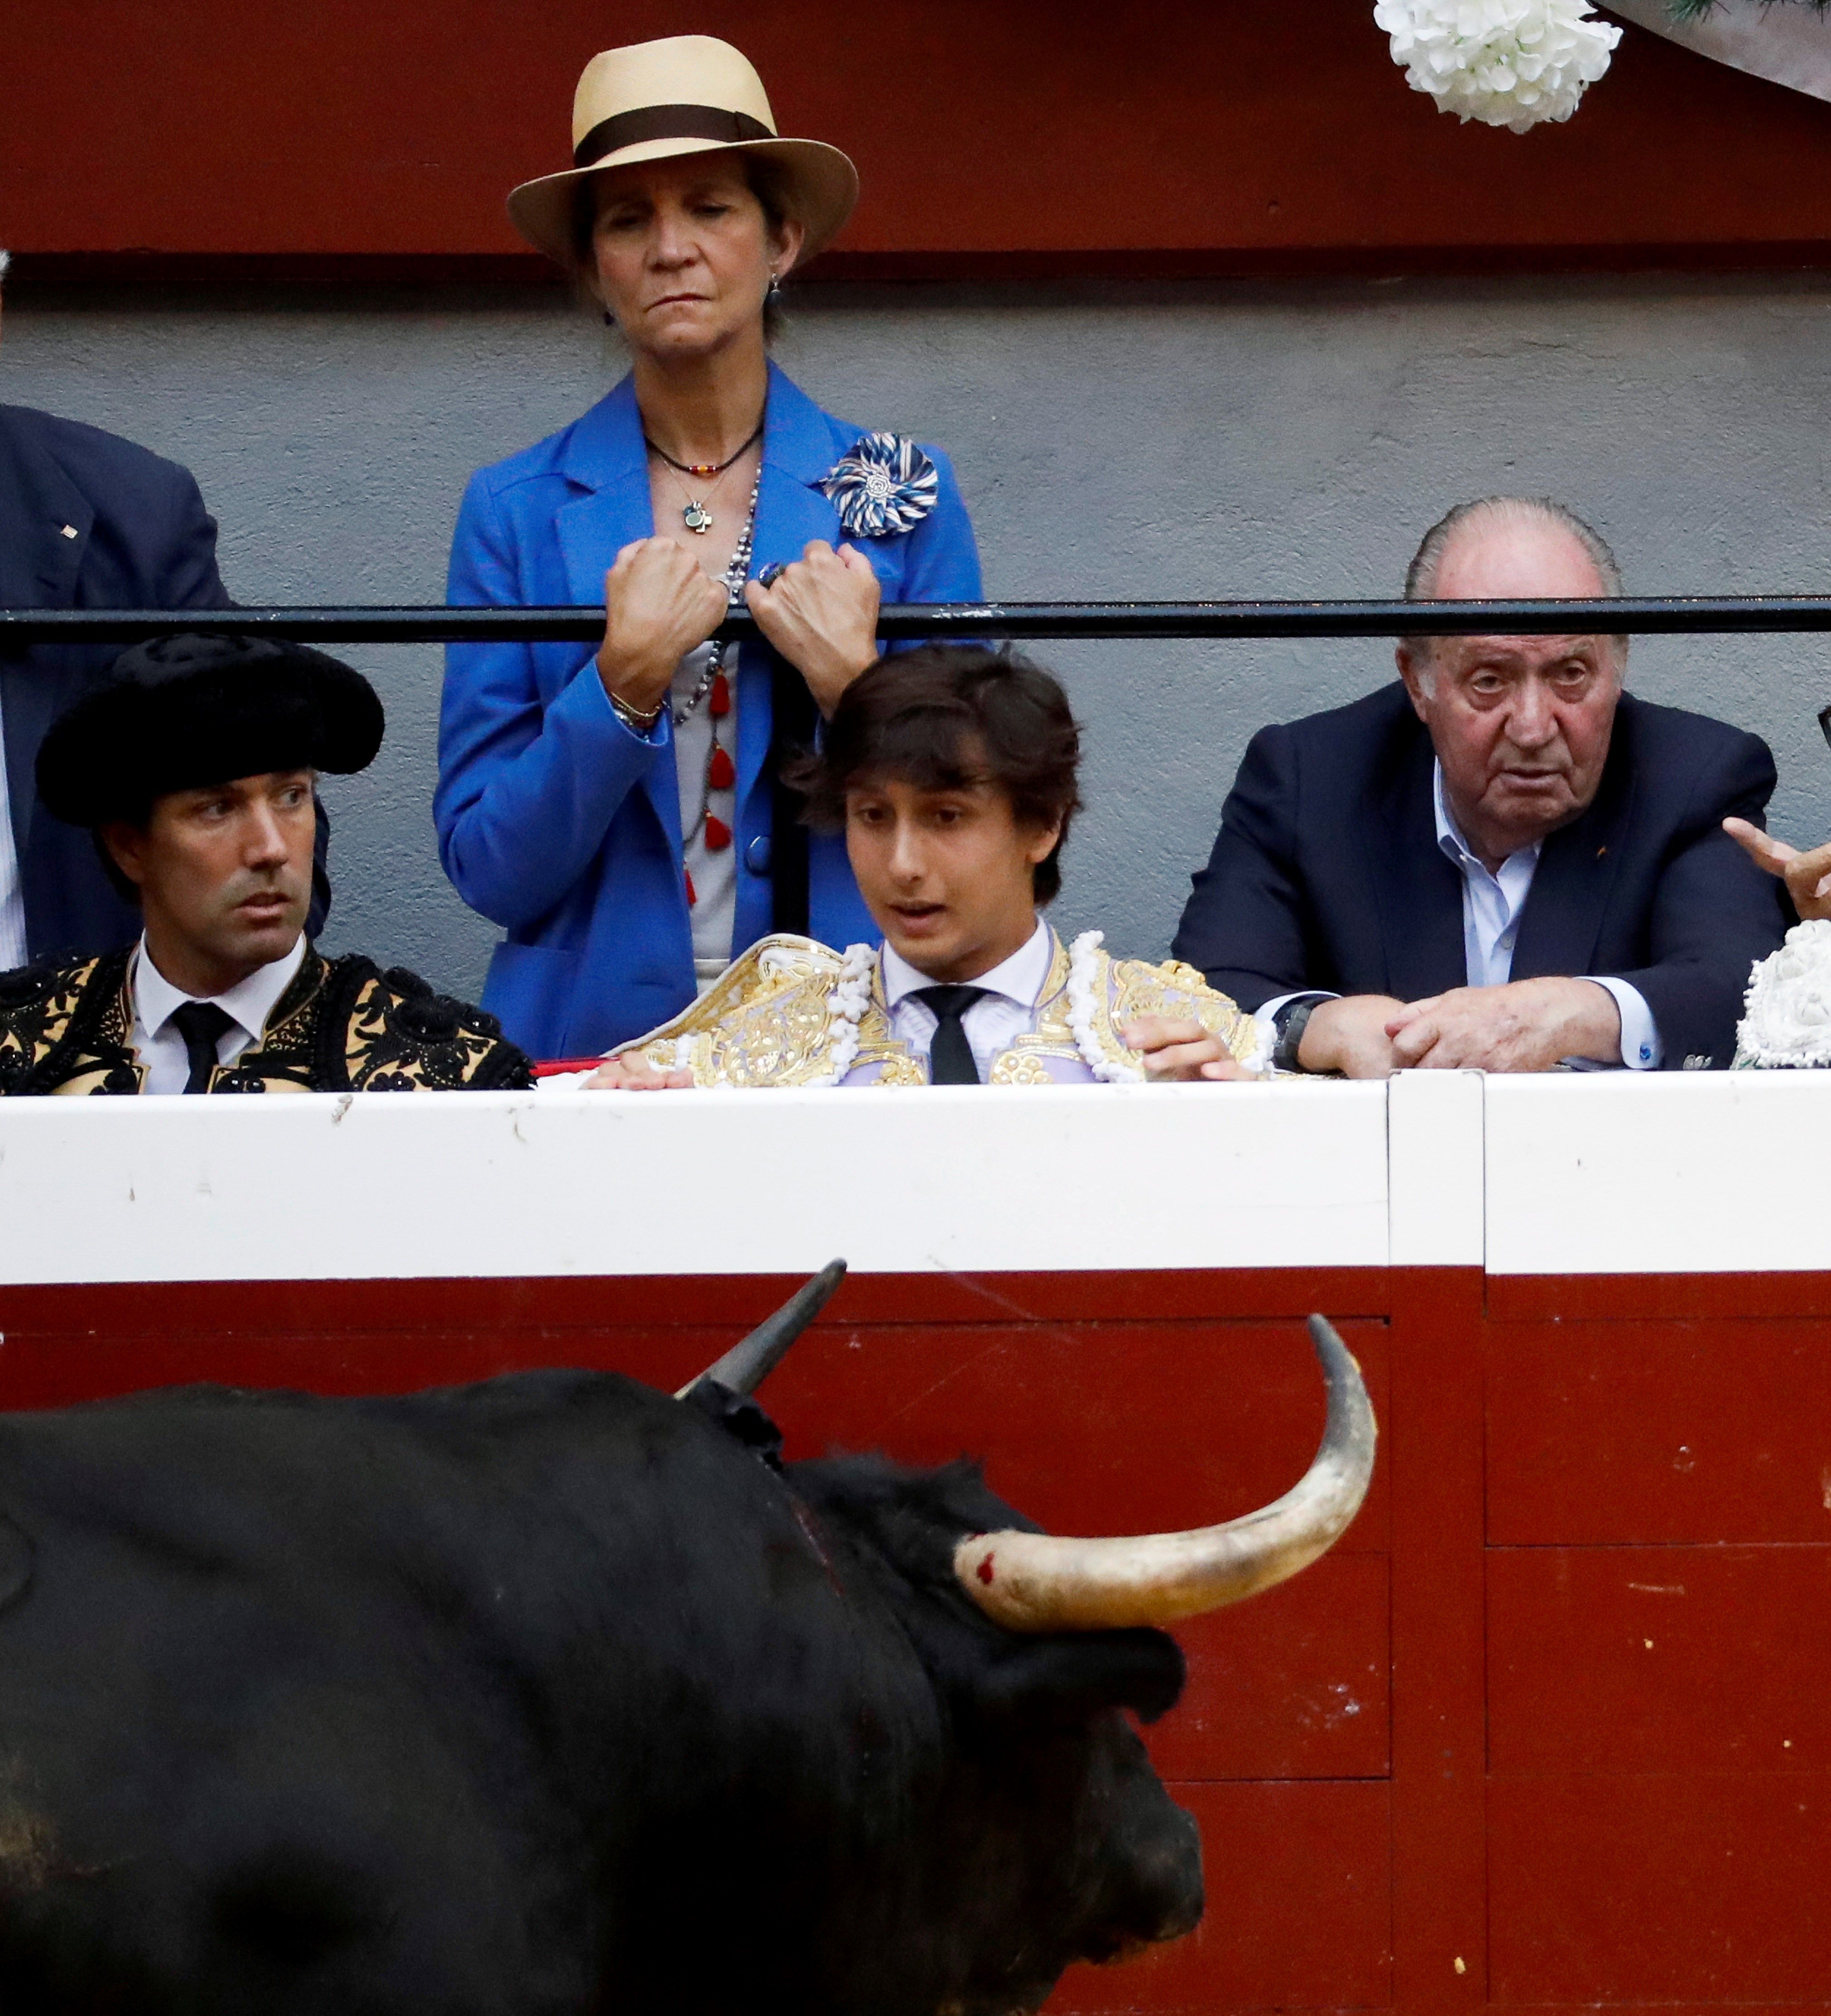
{"left": 614, "top": 930, "right": 1258, "bottom": 1087}
{"left": 0, "top": 948, "right": 533, "bottom": 1096}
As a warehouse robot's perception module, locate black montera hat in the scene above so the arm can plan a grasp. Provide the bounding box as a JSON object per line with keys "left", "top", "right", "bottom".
{"left": 36, "top": 632, "right": 385, "bottom": 828}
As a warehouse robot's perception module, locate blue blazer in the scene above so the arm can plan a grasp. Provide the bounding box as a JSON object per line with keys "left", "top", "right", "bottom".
{"left": 437, "top": 364, "right": 982, "bottom": 1059}
{"left": 0, "top": 404, "right": 231, "bottom": 959}
{"left": 1171, "top": 682, "right": 1791, "bottom": 1069}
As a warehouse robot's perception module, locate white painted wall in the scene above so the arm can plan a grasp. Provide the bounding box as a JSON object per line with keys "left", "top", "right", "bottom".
{"left": 6, "top": 271, "right": 1831, "bottom": 999}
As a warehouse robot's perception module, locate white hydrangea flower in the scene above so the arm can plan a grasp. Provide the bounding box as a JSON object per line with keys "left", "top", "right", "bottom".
{"left": 1735, "top": 920, "right": 1831, "bottom": 1068}
{"left": 1372, "top": 0, "right": 1623, "bottom": 133}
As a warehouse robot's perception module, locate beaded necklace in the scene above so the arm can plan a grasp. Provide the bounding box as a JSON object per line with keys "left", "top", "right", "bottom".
{"left": 678, "top": 469, "right": 761, "bottom": 892}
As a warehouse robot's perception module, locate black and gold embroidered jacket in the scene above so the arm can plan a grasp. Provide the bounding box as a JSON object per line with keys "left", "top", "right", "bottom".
{"left": 0, "top": 948, "right": 533, "bottom": 1096}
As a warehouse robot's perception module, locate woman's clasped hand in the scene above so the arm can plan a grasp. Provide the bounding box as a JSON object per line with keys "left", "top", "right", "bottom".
{"left": 599, "top": 534, "right": 883, "bottom": 727}
{"left": 742, "top": 539, "right": 882, "bottom": 717}
{"left": 596, "top": 538, "right": 729, "bottom": 722}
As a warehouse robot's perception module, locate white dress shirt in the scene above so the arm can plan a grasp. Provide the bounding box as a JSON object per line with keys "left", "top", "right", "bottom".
{"left": 1254, "top": 765, "right": 1661, "bottom": 1069}
{"left": 130, "top": 934, "right": 308, "bottom": 1093}
{"left": 0, "top": 699, "right": 28, "bottom": 972}
{"left": 882, "top": 917, "right": 1054, "bottom": 1080}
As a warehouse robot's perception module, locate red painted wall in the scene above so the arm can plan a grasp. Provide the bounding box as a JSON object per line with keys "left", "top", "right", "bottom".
{"left": 2, "top": 1261, "right": 1827, "bottom": 2012}
{"left": 6, "top": 2, "right": 1831, "bottom": 269}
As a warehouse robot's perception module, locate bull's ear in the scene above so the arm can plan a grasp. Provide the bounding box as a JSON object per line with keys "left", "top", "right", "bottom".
{"left": 972, "top": 1627, "right": 1185, "bottom": 1726}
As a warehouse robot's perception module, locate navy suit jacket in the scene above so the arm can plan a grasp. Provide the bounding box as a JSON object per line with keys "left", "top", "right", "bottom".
{"left": 0, "top": 405, "right": 333, "bottom": 959}
{"left": 1171, "top": 682, "right": 1791, "bottom": 1069}
{"left": 0, "top": 404, "right": 232, "bottom": 957}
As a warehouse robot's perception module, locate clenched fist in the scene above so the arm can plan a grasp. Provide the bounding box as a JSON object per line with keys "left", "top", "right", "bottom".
{"left": 596, "top": 538, "right": 728, "bottom": 721}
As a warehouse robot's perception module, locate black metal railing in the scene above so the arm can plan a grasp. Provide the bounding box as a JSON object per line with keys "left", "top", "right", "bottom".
{"left": 7, "top": 596, "right": 1831, "bottom": 647}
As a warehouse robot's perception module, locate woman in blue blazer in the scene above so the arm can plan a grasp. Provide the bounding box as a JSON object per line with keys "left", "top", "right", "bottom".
{"left": 438, "top": 34, "right": 982, "bottom": 1060}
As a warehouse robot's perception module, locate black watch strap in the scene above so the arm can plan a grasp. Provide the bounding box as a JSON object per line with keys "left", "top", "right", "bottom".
{"left": 1271, "top": 995, "right": 1327, "bottom": 1074}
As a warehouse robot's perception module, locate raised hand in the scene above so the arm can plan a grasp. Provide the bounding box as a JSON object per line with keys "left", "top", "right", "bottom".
{"left": 1724, "top": 816, "right": 1831, "bottom": 921}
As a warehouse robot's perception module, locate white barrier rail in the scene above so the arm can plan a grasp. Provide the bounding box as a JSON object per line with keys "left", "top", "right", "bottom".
{"left": 0, "top": 1072, "right": 1818, "bottom": 1285}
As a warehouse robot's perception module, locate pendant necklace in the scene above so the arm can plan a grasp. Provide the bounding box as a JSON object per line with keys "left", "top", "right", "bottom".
{"left": 646, "top": 418, "right": 763, "bottom": 535}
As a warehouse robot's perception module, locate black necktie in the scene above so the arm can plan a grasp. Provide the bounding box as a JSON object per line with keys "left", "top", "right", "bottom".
{"left": 911, "top": 985, "right": 990, "bottom": 1085}
{"left": 170, "top": 1001, "right": 236, "bottom": 1094}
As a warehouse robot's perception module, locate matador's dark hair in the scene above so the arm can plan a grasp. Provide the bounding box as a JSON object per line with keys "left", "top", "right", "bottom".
{"left": 784, "top": 645, "right": 1083, "bottom": 904}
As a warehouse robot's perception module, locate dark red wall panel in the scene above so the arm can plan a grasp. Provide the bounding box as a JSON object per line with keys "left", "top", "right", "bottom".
{"left": 1490, "top": 1544, "right": 1831, "bottom": 1776}
{"left": 1488, "top": 1316, "right": 1831, "bottom": 1544}
{"left": 1147, "top": 1556, "right": 1390, "bottom": 1784}
{"left": 1052, "top": 1783, "right": 1392, "bottom": 2014}
{"left": 768, "top": 1317, "right": 1390, "bottom": 1543}
{"left": 7, "top": 3, "right": 1831, "bottom": 265}
{"left": 1490, "top": 1773, "right": 1831, "bottom": 2002}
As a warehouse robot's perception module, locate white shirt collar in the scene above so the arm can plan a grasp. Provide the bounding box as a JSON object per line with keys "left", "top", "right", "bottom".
{"left": 1432, "top": 760, "right": 1541, "bottom": 882}
{"left": 133, "top": 933, "right": 309, "bottom": 1049}
{"left": 881, "top": 915, "right": 1053, "bottom": 1012}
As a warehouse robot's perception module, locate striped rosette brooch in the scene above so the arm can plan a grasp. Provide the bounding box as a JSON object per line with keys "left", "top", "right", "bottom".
{"left": 819, "top": 432, "right": 939, "bottom": 538}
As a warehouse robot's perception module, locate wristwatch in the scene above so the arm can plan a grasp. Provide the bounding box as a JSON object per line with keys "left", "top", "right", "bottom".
{"left": 1271, "top": 995, "right": 1326, "bottom": 1075}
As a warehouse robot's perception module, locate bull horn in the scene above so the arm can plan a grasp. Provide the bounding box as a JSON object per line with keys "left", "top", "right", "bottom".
{"left": 953, "top": 1315, "right": 1375, "bottom": 1633}
{"left": 675, "top": 1259, "right": 848, "bottom": 1401}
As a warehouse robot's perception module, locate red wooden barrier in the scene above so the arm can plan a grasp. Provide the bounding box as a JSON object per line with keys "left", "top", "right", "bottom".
{"left": 2, "top": 1097, "right": 1826, "bottom": 2016}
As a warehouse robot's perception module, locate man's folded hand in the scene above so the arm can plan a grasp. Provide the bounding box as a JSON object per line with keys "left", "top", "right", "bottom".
{"left": 1384, "top": 975, "right": 1620, "bottom": 1073}
{"left": 1296, "top": 996, "right": 1407, "bottom": 1079}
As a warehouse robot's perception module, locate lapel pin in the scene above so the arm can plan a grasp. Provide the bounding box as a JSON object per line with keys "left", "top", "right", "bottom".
{"left": 1596, "top": 845, "right": 1608, "bottom": 859}
{"left": 59, "top": 524, "right": 77, "bottom": 539}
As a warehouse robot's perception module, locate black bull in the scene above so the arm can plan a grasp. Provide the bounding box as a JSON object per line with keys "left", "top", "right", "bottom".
{"left": 0, "top": 1284, "right": 1370, "bottom": 2016}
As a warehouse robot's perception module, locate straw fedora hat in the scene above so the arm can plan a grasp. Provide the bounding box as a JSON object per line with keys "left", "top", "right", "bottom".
{"left": 507, "top": 35, "right": 859, "bottom": 269}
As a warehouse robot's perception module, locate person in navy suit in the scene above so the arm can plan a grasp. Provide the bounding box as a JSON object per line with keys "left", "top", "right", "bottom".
{"left": 1173, "top": 497, "right": 1789, "bottom": 1074}
{"left": 0, "top": 251, "right": 233, "bottom": 962}
{"left": 437, "top": 37, "right": 982, "bottom": 1061}
{"left": 0, "top": 251, "right": 332, "bottom": 964}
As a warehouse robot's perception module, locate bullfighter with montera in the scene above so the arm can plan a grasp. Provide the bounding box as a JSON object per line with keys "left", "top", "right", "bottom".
{"left": 0, "top": 631, "right": 530, "bottom": 1095}
{"left": 568, "top": 645, "right": 1262, "bottom": 1089}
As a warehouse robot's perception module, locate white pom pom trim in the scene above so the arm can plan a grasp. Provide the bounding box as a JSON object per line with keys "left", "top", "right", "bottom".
{"left": 1066, "top": 930, "right": 1145, "bottom": 1084}
{"left": 807, "top": 942, "right": 877, "bottom": 1086}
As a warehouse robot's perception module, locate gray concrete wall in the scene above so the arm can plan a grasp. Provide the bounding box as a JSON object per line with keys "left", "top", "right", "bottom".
{"left": 5, "top": 270, "right": 1830, "bottom": 1000}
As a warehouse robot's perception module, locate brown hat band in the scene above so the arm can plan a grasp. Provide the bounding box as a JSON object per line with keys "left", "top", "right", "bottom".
{"left": 573, "top": 103, "right": 775, "bottom": 169}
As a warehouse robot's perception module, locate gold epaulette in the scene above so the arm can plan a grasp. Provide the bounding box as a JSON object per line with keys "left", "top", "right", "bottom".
{"left": 617, "top": 935, "right": 851, "bottom": 1087}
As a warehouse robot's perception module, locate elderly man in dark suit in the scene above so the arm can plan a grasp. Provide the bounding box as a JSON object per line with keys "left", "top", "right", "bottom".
{"left": 1173, "top": 496, "right": 1789, "bottom": 1075}
{"left": 0, "top": 249, "right": 242, "bottom": 962}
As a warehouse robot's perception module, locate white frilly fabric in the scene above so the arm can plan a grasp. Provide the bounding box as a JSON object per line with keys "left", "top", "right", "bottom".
{"left": 1735, "top": 920, "right": 1831, "bottom": 1068}
{"left": 1372, "top": 0, "right": 1622, "bottom": 130}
